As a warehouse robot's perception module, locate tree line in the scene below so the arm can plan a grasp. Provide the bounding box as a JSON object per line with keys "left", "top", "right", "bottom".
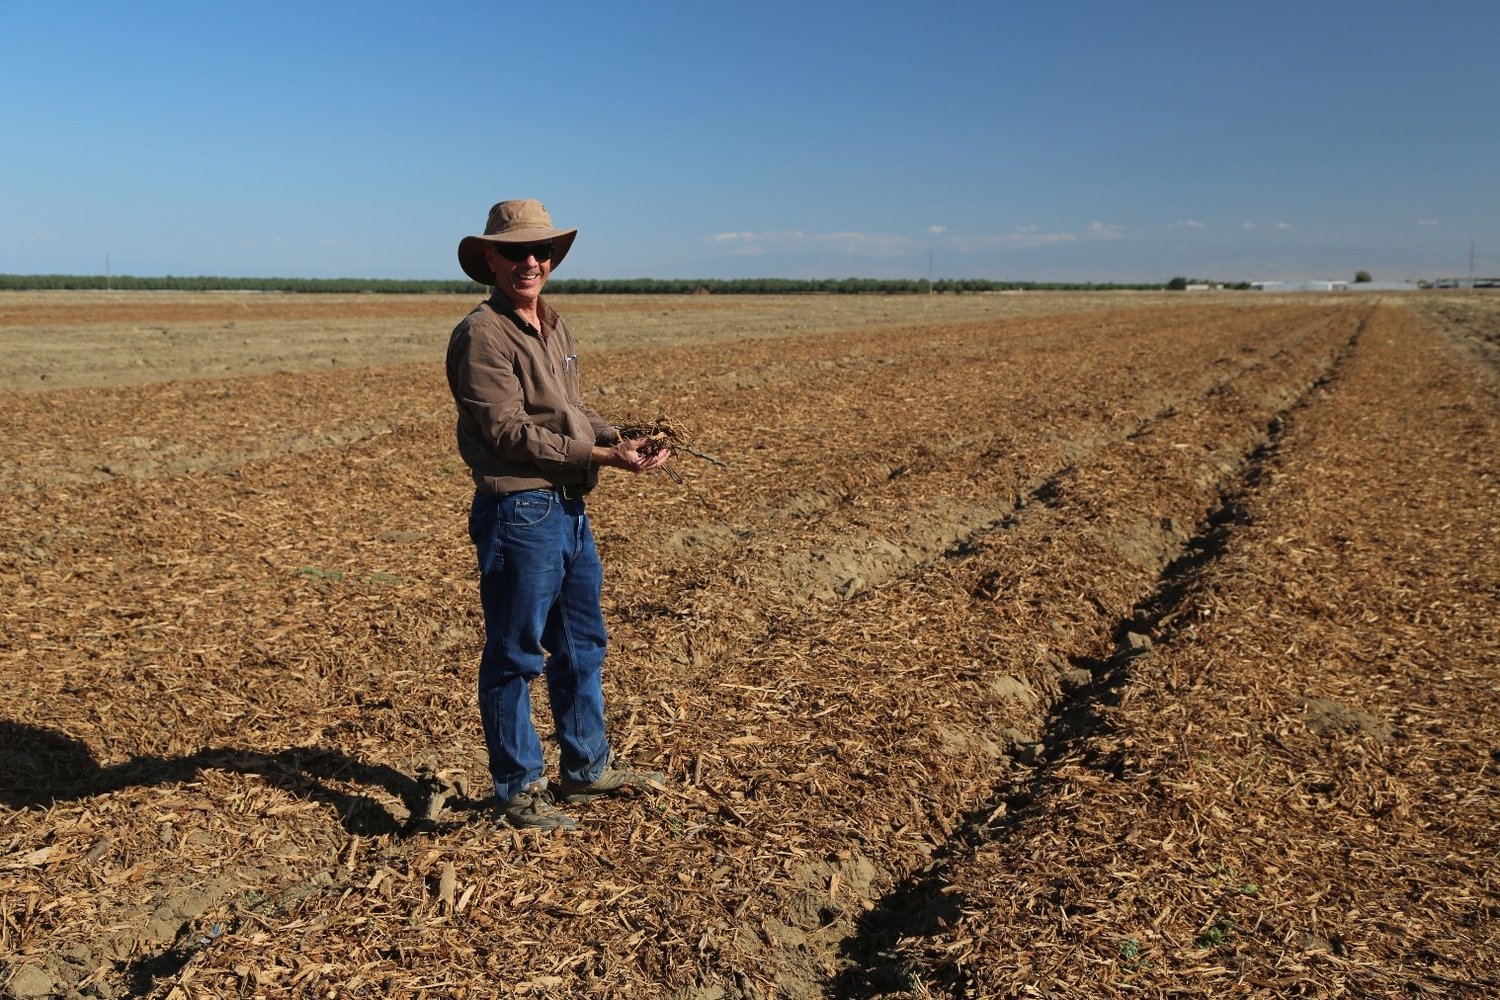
{"left": 0, "top": 274, "right": 1187, "bottom": 294}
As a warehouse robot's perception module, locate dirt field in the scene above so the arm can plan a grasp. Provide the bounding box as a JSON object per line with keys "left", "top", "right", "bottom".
{"left": 1, "top": 291, "right": 1496, "bottom": 998}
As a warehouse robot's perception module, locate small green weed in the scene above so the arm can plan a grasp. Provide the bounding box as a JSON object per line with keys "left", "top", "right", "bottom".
{"left": 654, "top": 802, "right": 685, "bottom": 836}
{"left": 1115, "top": 937, "right": 1147, "bottom": 971}
{"left": 1206, "top": 862, "right": 1260, "bottom": 898}
{"left": 1197, "top": 915, "right": 1237, "bottom": 949}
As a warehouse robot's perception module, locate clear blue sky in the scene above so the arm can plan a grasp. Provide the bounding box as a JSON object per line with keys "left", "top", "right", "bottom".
{"left": 2, "top": 0, "right": 1495, "bottom": 283}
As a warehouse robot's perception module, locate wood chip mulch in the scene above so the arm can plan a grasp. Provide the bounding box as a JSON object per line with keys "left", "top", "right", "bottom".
{"left": 1, "top": 294, "right": 1495, "bottom": 998}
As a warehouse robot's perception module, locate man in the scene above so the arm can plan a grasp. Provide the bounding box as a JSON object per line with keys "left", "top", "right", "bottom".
{"left": 446, "top": 199, "right": 670, "bottom": 831}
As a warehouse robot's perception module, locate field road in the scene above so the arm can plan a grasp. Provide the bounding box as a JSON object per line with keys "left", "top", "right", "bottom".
{"left": 1, "top": 291, "right": 1495, "bottom": 998}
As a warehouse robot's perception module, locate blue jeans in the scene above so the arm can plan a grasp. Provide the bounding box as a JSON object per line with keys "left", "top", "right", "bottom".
{"left": 468, "top": 489, "right": 612, "bottom": 801}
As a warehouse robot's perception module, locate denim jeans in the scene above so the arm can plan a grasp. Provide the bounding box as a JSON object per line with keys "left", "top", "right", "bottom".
{"left": 468, "top": 489, "right": 612, "bottom": 801}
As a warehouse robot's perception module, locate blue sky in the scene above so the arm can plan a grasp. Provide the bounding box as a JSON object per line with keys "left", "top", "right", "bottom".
{"left": 2, "top": 0, "right": 1495, "bottom": 283}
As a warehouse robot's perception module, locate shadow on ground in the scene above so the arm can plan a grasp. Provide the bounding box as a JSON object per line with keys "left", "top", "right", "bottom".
{"left": 0, "top": 719, "right": 439, "bottom": 836}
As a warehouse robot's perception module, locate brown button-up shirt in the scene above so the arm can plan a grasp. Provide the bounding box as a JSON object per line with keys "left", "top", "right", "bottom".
{"left": 445, "top": 295, "right": 616, "bottom": 495}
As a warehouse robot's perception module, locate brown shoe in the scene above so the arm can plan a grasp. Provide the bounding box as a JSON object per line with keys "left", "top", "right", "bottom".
{"left": 556, "top": 760, "right": 665, "bottom": 803}
{"left": 499, "top": 783, "right": 578, "bottom": 831}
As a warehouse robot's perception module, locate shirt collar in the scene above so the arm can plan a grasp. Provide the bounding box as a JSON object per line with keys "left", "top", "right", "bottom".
{"left": 489, "top": 294, "right": 557, "bottom": 335}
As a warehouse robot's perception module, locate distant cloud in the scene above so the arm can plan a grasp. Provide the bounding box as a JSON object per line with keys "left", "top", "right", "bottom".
{"left": 950, "top": 227, "right": 1075, "bottom": 251}
{"left": 1242, "top": 221, "right": 1292, "bottom": 231}
{"left": 705, "top": 219, "right": 1122, "bottom": 261}
{"left": 822, "top": 231, "right": 907, "bottom": 253}
{"left": 1242, "top": 222, "right": 1258, "bottom": 230}
{"left": 706, "top": 230, "right": 908, "bottom": 257}
{"left": 1417, "top": 218, "right": 1439, "bottom": 226}
{"left": 1165, "top": 220, "right": 1206, "bottom": 229}
{"left": 1271, "top": 221, "right": 1293, "bottom": 230}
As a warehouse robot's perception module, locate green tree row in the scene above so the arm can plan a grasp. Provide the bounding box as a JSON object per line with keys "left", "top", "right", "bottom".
{"left": 0, "top": 273, "right": 1187, "bottom": 295}
{"left": 548, "top": 277, "right": 1171, "bottom": 294}
{"left": 1165, "top": 277, "right": 1254, "bottom": 290}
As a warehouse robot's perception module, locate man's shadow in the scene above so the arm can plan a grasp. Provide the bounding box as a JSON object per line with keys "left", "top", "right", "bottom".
{"left": 0, "top": 720, "right": 469, "bottom": 837}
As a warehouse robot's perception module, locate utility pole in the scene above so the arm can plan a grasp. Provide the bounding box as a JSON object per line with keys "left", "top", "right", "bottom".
{"left": 928, "top": 249, "right": 934, "bottom": 296}
{"left": 1470, "top": 242, "right": 1476, "bottom": 291}
{"left": 106, "top": 252, "right": 111, "bottom": 291}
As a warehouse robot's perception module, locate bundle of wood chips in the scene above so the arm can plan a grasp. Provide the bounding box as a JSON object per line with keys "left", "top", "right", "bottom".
{"left": 616, "top": 415, "right": 681, "bottom": 460}
{"left": 615, "top": 415, "right": 722, "bottom": 481}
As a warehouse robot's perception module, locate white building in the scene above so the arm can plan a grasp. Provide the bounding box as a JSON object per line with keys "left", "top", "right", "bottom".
{"left": 1251, "top": 280, "right": 1349, "bottom": 292}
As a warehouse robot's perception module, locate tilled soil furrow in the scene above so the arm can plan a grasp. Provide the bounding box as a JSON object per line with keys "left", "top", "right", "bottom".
{"left": 824, "top": 304, "right": 1368, "bottom": 993}
{"left": 882, "top": 304, "right": 1500, "bottom": 994}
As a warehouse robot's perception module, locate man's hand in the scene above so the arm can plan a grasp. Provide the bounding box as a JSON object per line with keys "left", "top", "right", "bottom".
{"left": 592, "top": 436, "right": 673, "bottom": 473}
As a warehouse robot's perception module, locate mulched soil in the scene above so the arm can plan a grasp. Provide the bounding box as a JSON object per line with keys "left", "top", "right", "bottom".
{"left": 1, "top": 293, "right": 1494, "bottom": 999}
{"left": 870, "top": 299, "right": 1500, "bottom": 998}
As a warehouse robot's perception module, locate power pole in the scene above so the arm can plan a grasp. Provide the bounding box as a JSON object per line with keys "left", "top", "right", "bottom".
{"left": 106, "top": 252, "right": 111, "bottom": 291}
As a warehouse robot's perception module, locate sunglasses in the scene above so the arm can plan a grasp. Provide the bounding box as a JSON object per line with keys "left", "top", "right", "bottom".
{"left": 492, "top": 242, "right": 556, "bottom": 263}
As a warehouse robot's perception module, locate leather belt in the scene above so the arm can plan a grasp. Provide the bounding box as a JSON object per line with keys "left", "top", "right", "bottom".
{"left": 489, "top": 483, "right": 588, "bottom": 500}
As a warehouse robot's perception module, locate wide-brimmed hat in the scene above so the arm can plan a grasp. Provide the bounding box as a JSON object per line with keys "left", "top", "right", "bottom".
{"left": 458, "top": 199, "right": 578, "bottom": 285}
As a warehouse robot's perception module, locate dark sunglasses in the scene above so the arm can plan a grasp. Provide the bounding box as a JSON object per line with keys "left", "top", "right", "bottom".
{"left": 493, "top": 242, "right": 555, "bottom": 263}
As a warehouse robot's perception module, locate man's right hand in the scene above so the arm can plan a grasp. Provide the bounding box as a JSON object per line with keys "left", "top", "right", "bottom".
{"left": 592, "top": 437, "right": 673, "bottom": 473}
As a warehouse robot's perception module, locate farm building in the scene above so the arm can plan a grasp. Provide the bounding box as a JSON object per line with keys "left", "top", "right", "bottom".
{"left": 1251, "top": 279, "right": 1349, "bottom": 292}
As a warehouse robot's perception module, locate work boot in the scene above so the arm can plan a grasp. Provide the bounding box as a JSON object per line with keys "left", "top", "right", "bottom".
{"left": 556, "top": 759, "right": 666, "bottom": 803}
{"left": 498, "top": 782, "right": 578, "bottom": 831}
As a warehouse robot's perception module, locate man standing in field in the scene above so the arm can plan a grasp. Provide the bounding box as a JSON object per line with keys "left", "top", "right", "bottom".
{"left": 446, "top": 199, "right": 670, "bottom": 831}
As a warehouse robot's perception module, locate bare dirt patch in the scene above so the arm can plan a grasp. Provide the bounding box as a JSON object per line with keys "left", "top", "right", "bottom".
{"left": 1, "top": 292, "right": 1493, "bottom": 998}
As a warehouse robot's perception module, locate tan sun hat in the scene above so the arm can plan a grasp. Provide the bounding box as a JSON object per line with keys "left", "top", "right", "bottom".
{"left": 458, "top": 199, "right": 578, "bottom": 285}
